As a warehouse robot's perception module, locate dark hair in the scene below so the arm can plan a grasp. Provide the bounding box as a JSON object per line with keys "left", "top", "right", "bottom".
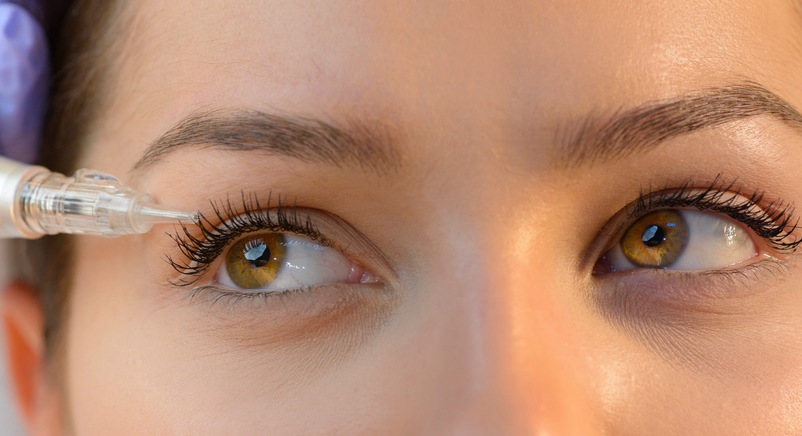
{"left": 14, "top": 0, "right": 121, "bottom": 355}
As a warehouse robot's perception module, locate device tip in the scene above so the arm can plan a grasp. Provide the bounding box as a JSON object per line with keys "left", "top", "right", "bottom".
{"left": 138, "top": 204, "right": 196, "bottom": 223}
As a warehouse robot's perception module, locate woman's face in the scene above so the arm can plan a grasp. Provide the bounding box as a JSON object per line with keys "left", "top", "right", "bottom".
{"left": 44, "top": 0, "right": 802, "bottom": 433}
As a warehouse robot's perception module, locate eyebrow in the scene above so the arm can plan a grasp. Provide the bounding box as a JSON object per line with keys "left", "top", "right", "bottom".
{"left": 132, "top": 110, "right": 402, "bottom": 174}
{"left": 557, "top": 82, "right": 802, "bottom": 167}
{"left": 134, "top": 82, "right": 802, "bottom": 174}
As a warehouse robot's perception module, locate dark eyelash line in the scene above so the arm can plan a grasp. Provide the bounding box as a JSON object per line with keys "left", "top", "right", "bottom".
{"left": 166, "top": 191, "right": 327, "bottom": 286}
{"left": 629, "top": 174, "right": 801, "bottom": 253}
{"left": 168, "top": 177, "right": 798, "bottom": 287}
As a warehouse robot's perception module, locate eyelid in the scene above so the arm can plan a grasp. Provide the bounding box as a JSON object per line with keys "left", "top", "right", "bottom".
{"left": 602, "top": 209, "right": 760, "bottom": 272}
{"left": 628, "top": 180, "right": 800, "bottom": 252}
{"left": 582, "top": 181, "right": 800, "bottom": 274}
{"left": 165, "top": 192, "right": 397, "bottom": 288}
{"left": 166, "top": 194, "right": 320, "bottom": 285}
{"left": 591, "top": 257, "right": 790, "bottom": 311}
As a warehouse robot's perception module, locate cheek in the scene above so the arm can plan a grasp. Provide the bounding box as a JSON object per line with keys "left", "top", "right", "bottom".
{"left": 63, "top": 236, "right": 411, "bottom": 433}
{"left": 65, "top": 237, "right": 183, "bottom": 432}
{"left": 63, "top": 238, "right": 268, "bottom": 432}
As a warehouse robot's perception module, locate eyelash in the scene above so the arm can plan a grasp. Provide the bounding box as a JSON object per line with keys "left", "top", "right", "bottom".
{"left": 624, "top": 175, "right": 800, "bottom": 253}
{"left": 167, "top": 191, "right": 329, "bottom": 286}
{"left": 167, "top": 176, "right": 798, "bottom": 288}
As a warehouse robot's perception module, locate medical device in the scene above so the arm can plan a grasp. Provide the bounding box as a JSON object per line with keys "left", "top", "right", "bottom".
{"left": 0, "top": 156, "right": 194, "bottom": 238}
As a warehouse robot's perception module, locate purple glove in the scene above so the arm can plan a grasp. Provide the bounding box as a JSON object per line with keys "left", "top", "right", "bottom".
{"left": 0, "top": 1, "right": 48, "bottom": 163}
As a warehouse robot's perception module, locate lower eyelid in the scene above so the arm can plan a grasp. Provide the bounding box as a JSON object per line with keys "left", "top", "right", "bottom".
{"left": 179, "top": 282, "right": 398, "bottom": 351}
{"left": 591, "top": 257, "right": 789, "bottom": 306}
{"left": 589, "top": 260, "right": 797, "bottom": 375}
{"left": 184, "top": 282, "right": 395, "bottom": 323}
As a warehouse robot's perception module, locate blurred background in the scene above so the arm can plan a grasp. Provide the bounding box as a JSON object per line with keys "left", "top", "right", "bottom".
{"left": 0, "top": 241, "right": 25, "bottom": 435}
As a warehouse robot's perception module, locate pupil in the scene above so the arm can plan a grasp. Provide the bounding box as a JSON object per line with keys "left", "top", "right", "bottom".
{"left": 641, "top": 225, "right": 665, "bottom": 247}
{"left": 243, "top": 241, "right": 271, "bottom": 268}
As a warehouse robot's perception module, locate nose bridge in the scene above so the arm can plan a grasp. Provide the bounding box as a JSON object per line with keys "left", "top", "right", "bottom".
{"left": 441, "top": 209, "right": 605, "bottom": 433}
{"left": 499, "top": 241, "right": 601, "bottom": 433}
{"left": 412, "top": 126, "right": 606, "bottom": 432}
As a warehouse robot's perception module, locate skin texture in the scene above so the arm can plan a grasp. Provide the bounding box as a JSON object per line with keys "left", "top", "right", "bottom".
{"left": 5, "top": 0, "right": 802, "bottom": 434}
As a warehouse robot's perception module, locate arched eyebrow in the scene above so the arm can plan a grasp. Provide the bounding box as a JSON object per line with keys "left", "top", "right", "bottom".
{"left": 557, "top": 82, "right": 802, "bottom": 168}
{"left": 132, "top": 109, "right": 403, "bottom": 175}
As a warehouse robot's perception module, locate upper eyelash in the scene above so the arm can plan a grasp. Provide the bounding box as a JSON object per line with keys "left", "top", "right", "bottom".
{"left": 628, "top": 174, "right": 801, "bottom": 253}
{"left": 166, "top": 191, "right": 327, "bottom": 286}
{"left": 167, "top": 178, "right": 798, "bottom": 286}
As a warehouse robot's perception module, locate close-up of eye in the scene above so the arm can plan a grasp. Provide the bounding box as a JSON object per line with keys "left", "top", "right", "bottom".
{"left": 166, "top": 194, "right": 384, "bottom": 298}
{"left": 593, "top": 184, "right": 801, "bottom": 277}
{"left": 597, "top": 209, "right": 758, "bottom": 273}
{"left": 215, "top": 231, "right": 377, "bottom": 292}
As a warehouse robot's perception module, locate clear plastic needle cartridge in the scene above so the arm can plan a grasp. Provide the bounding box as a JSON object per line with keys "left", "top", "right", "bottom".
{"left": 0, "top": 156, "right": 195, "bottom": 239}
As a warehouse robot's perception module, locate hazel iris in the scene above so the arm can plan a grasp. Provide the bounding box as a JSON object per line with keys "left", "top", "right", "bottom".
{"left": 621, "top": 210, "right": 689, "bottom": 268}
{"left": 225, "top": 233, "right": 287, "bottom": 288}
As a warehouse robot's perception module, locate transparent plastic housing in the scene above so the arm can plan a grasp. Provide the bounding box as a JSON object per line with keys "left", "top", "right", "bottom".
{"left": 17, "top": 169, "right": 194, "bottom": 237}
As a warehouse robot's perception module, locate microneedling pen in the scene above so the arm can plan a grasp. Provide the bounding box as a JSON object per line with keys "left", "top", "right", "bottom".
{"left": 0, "top": 156, "right": 195, "bottom": 239}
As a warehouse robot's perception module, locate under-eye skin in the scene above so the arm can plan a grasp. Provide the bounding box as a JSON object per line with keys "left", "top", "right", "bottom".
{"left": 593, "top": 176, "right": 801, "bottom": 278}
{"left": 166, "top": 191, "right": 382, "bottom": 303}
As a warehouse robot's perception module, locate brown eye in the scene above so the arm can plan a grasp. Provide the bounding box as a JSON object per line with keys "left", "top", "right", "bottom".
{"left": 216, "top": 230, "right": 378, "bottom": 292}
{"left": 225, "top": 233, "right": 287, "bottom": 289}
{"left": 620, "top": 210, "right": 689, "bottom": 268}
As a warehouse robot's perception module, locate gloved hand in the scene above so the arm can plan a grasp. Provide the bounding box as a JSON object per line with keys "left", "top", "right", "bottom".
{"left": 0, "top": 1, "right": 48, "bottom": 163}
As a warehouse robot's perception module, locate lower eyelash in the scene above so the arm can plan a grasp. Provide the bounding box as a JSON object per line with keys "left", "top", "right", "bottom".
{"left": 629, "top": 174, "right": 801, "bottom": 253}
{"left": 166, "top": 191, "right": 328, "bottom": 286}
{"left": 186, "top": 284, "right": 316, "bottom": 307}
{"left": 699, "top": 257, "right": 790, "bottom": 286}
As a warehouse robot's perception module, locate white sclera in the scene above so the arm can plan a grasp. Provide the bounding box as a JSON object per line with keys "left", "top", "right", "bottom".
{"left": 606, "top": 210, "right": 758, "bottom": 271}
{"left": 216, "top": 234, "right": 356, "bottom": 291}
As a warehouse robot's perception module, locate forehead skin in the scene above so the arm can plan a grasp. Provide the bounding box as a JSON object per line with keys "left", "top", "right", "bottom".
{"left": 90, "top": 0, "right": 802, "bottom": 173}
{"left": 65, "top": 0, "right": 802, "bottom": 434}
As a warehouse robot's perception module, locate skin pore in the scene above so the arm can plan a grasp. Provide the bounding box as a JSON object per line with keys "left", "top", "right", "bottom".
{"left": 5, "top": 0, "right": 802, "bottom": 433}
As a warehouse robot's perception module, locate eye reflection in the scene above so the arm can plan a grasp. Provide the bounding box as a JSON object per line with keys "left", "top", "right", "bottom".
{"left": 600, "top": 209, "right": 758, "bottom": 272}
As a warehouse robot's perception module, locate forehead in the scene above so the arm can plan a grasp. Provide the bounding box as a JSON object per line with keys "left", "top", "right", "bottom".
{"left": 116, "top": 0, "right": 801, "bottom": 93}
{"left": 91, "top": 0, "right": 802, "bottom": 173}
